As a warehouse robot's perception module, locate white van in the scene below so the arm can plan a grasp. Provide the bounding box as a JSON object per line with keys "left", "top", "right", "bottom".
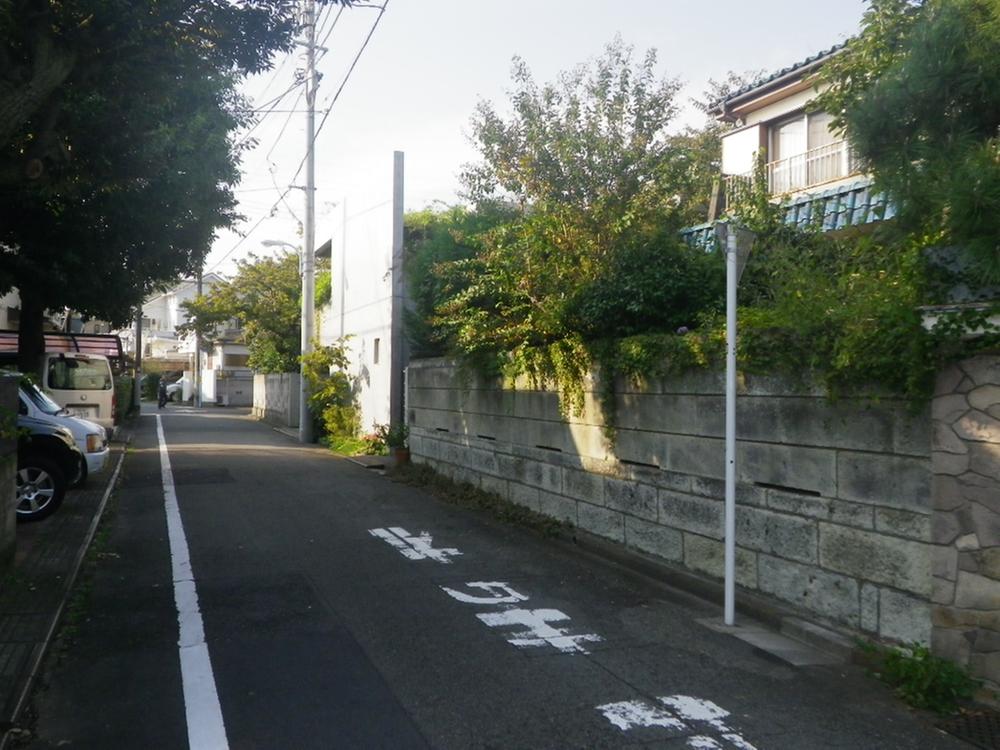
{"left": 41, "top": 352, "right": 116, "bottom": 431}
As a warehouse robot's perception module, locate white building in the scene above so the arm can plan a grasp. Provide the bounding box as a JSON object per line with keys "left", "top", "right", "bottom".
{"left": 319, "top": 151, "right": 407, "bottom": 434}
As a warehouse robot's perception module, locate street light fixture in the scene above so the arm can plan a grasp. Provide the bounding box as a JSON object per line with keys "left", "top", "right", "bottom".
{"left": 262, "top": 238, "right": 313, "bottom": 443}
{"left": 261, "top": 239, "right": 301, "bottom": 273}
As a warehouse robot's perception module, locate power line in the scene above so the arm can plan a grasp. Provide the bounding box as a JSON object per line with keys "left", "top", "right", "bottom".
{"left": 216, "top": 1, "right": 389, "bottom": 275}
{"left": 207, "top": 187, "right": 294, "bottom": 273}
{"left": 316, "top": 4, "right": 347, "bottom": 60}
{"left": 264, "top": 87, "right": 305, "bottom": 162}
{"left": 314, "top": 3, "right": 337, "bottom": 45}
{"left": 235, "top": 78, "right": 305, "bottom": 148}
{"left": 289, "top": 0, "right": 389, "bottom": 186}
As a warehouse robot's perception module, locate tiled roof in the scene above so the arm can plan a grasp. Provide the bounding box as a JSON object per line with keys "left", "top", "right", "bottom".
{"left": 680, "top": 177, "right": 892, "bottom": 251}
{"left": 711, "top": 42, "right": 848, "bottom": 111}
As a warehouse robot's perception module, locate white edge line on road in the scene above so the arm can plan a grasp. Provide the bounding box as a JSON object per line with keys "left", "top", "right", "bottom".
{"left": 156, "top": 415, "right": 230, "bottom": 750}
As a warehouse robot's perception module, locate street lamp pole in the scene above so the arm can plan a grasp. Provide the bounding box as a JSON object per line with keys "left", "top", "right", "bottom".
{"left": 715, "top": 221, "right": 755, "bottom": 627}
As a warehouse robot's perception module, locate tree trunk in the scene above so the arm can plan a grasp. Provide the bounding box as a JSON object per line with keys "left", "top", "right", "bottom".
{"left": 17, "top": 294, "right": 46, "bottom": 378}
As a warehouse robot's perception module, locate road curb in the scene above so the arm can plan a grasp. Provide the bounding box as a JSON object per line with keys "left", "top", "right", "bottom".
{"left": 553, "top": 527, "right": 859, "bottom": 664}
{"left": 0, "top": 436, "right": 129, "bottom": 750}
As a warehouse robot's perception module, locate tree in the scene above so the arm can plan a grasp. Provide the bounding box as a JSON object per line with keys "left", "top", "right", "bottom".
{"left": 0, "top": 0, "right": 352, "bottom": 372}
{"left": 0, "top": 1, "right": 351, "bottom": 183}
{"left": 816, "top": 0, "right": 1000, "bottom": 281}
{"left": 403, "top": 204, "right": 514, "bottom": 358}
{"left": 182, "top": 252, "right": 314, "bottom": 373}
{"left": 433, "top": 39, "right": 724, "bottom": 361}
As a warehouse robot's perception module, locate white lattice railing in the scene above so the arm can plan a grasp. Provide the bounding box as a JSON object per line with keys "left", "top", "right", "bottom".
{"left": 723, "top": 140, "right": 858, "bottom": 207}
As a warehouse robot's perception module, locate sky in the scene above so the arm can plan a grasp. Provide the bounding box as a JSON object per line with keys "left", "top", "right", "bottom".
{"left": 204, "top": 0, "right": 870, "bottom": 276}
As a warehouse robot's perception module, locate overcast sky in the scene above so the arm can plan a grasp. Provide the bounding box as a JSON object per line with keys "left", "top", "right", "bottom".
{"left": 204, "top": 0, "right": 869, "bottom": 275}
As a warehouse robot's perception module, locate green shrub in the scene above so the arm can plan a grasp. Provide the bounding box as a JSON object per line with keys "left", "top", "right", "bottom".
{"left": 300, "top": 339, "right": 359, "bottom": 441}
{"left": 862, "top": 641, "right": 979, "bottom": 715}
{"left": 113, "top": 376, "right": 134, "bottom": 420}
{"left": 141, "top": 372, "right": 161, "bottom": 401}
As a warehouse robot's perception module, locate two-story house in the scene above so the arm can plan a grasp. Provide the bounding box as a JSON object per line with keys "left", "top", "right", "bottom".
{"left": 683, "top": 44, "right": 893, "bottom": 248}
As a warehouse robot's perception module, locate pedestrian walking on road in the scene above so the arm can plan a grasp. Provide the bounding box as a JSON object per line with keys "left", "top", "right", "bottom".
{"left": 157, "top": 379, "right": 168, "bottom": 409}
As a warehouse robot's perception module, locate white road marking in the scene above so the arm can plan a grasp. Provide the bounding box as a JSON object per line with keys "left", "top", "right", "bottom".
{"left": 440, "top": 581, "right": 529, "bottom": 604}
{"left": 368, "top": 526, "right": 461, "bottom": 563}
{"left": 661, "top": 695, "right": 732, "bottom": 731}
{"left": 596, "top": 701, "right": 686, "bottom": 732}
{"left": 596, "top": 696, "right": 758, "bottom": 749}
{"left": 477, "top": 608, "right": 603, "bottom": 653}
{"left": 687, "top": 737, "right": 724, "bottom": 749}
{"left": 157, "top": 415, "right": 230, "bottom": 750}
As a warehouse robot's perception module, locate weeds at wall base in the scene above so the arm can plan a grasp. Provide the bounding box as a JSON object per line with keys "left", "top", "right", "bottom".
{"left": 388, "top": 463, "right": 571, "bottom": 539}
{"left": 857, "top": 640, "right": 982, "bottom": 716}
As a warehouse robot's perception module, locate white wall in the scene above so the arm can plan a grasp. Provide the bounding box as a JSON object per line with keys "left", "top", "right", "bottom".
{"left": 319, "top": 152, "right": 405, "bottom": 434}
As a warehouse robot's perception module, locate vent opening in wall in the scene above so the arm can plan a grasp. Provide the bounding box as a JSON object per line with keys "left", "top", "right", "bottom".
{"left": 435, "top": 427, "right": 450, "bottom": 433}
{"left": 373, "top": 337, "right": 380, "bottom": 364}
{"left": 620, "top": 458, "right": 659, "bottom": 470}
{"left": 755, "top": 481, "right": 821, "bottom": 498}
{"left": 476, "top": 434, "right": 496, "bottom": 441}
{"left": 536, "top": 444, "right": 562, "bottom": 453}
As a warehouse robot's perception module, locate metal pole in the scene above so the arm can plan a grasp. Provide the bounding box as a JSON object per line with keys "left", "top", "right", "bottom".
{"left": 133, "top": 308, "right": 142, "bottom": 411}
{"left": 194, "top": 271, "right": 203, "bottom": 408}
{"left": 724, "top": 230, "right": 738, "bottom": 626}
{"left": 389, "top": 151, "right": 405, "bottom": 429}
{"left": 298, "top": 0, "right": 316, "bottom": 443}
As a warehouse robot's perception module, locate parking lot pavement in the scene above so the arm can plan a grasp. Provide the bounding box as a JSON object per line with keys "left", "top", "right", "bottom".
{"left": 0, "top": 432, "right": 127, "bottom": 747}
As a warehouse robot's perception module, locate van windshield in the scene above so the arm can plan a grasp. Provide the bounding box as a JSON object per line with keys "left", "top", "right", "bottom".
{"left": 23, "top": 383, "right": 64, "bottom": 415}
{"left": 48, "top": 358, "right": 112, "bottom": 391}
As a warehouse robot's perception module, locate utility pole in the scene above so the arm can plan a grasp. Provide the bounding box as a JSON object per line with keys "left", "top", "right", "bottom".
{"left": 195, "top": 270, "right": 203, "bottom": 408}
{"left": 298, "top": 0, "right": 317, "bottom": 443}
{"left": 133, "top": 308, "right": 142, "bottom": 411}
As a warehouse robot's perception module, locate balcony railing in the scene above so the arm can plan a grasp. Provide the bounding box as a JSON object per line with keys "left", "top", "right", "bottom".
{"left": 723, "top": 139, "right": 858, "bottom": 209}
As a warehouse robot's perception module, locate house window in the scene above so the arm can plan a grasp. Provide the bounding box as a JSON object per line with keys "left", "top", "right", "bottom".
{"left": 373, "top": 337, "right": 380, "bottom": 364}
{"left": 768, "top": 110, "right": 848, "bottom": 193}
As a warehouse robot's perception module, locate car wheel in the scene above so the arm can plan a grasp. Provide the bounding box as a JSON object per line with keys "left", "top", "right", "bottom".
{"left": 16, "top": 456, "right": 67, "bottom": 521}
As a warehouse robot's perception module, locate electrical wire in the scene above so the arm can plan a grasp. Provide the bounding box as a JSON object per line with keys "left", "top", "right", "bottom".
{"left": 289, "top": 0, "right": 389, "bottom": 185}
{"left": 215, "top": 1, "right": 389, "bottom": 273}
{"left": 264, "top": 87, "right": 305, "bottom": 162}
{"left": 316, "top": 4, "right": 347, "bottom": 60}
{"left": 207, "top": 187, "right": 294, "bottom": 273}
{"left": 235, "top": 78, "right": 305, "bottom": 148}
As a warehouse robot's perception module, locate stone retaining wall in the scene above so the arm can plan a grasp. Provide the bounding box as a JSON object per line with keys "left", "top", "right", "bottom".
{"left": 930, "top": 356, "right": 1000, "bottom": 690}
{"left": 407, "top": 358, "right": 935, "bottom": 645}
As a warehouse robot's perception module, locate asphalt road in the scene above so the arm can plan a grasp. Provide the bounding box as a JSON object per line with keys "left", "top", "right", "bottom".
{"left": 21, "top": 406, "right": 967, "bottom": 749}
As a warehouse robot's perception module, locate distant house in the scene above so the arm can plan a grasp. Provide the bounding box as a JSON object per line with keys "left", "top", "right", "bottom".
{"left": 115, "top": 275, "right": 252, "bottom": 404}
{"left": 683, "top": 44, "right": 892, "bottom": 248}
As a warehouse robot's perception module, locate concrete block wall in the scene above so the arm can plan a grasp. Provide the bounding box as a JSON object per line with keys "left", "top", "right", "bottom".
{"left": 252, "top": 373, "right": 300, "bottom": 428}
{"left": 930, "top": 356, "right": 1000, "bottom": 691}
{"left": 407, "top": 358, "right": 935, "bottom": 644}
{"left": 0, "top": 375, "right": 17, "bottom": 570}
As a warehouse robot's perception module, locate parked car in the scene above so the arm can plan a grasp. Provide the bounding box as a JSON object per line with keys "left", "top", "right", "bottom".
{"left": 18, "top": 380, "right": 109, "bottom": 486}
{"left": 16, "top": 415, "right": 83, "bottom": 521}
{"left": 165, "top": 375, "right": 189, "bottom": 402}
